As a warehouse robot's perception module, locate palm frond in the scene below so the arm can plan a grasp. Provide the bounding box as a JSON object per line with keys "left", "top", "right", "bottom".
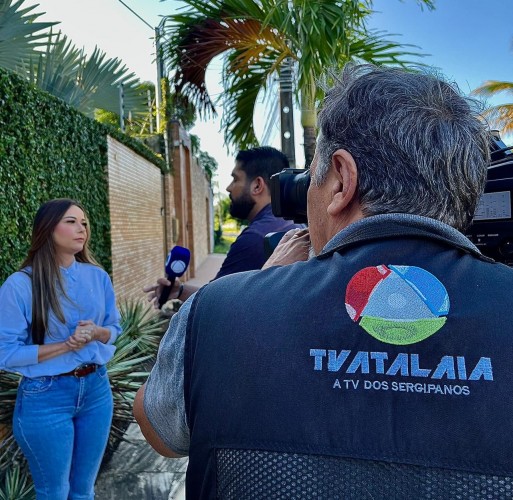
{"left": 481, "top": 104, "right": 513, "bottom": 135}
{"left": 164, "top": 3, "right": 289, "bottom": 117}
{"left": 222, "top": 59, "right": 274, "bottom": 148}
{"left": 347, "top": 30, "right": 426, "bottom": 66}
{"left": 25, "top": 31, "right": 85, "bottom": 102}
{"left": 77, "top": 47, "right": 147, "bottom": 117}
{"left": 155, "top": 0, "right": 429, "bottom": 157}
{"left": 0, "top": 0, "right": 57, "bottom": 72}
{"left": 473, "top": 80, "right": 513, "bottom": 97}
{"left": 21, "top": 31, "right": 146, "bottom": 118}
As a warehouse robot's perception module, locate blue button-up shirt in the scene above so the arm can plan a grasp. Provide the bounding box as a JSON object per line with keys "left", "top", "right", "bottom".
{"left": 0, "top": 260, "right": 121, "bottom": 377}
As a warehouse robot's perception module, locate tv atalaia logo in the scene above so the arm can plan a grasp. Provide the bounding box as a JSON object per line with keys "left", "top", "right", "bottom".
{"left": 345, "top": 265, "right": 449, "bottom": 345}
{"left": 309, "top": 264, "right": 493, "bottom": 396}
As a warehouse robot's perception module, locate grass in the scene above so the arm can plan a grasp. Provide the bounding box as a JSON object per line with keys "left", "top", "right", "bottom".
{"left": 214, "top": 234, "right": 236, "bottom": 254}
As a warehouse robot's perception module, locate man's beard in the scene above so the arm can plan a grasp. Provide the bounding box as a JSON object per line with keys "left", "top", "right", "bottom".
{"left": 229, "top": 191, "right": 256, "bottom": 220}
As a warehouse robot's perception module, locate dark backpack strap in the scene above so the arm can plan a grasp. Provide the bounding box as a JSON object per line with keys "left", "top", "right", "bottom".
{"left": 318, "top": 221, "right": 495, "bottom": 263}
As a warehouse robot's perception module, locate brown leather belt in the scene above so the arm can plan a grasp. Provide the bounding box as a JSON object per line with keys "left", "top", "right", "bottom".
{"left": 59, "top": 364, "right": 99, "bottom": 378}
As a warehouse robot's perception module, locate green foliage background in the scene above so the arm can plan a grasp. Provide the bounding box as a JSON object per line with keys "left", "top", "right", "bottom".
{"left": 0, "top": 68, "right": 165, "bottom": 283}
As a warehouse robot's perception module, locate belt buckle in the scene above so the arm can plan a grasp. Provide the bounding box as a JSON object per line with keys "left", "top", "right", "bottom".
{"left": 73, "top": 364, "right": 94, "bottom": 377}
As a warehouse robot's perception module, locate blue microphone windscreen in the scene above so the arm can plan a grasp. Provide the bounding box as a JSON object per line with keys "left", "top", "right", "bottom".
{"left": 165, "top": 246, "right": 191, "bottom": 278}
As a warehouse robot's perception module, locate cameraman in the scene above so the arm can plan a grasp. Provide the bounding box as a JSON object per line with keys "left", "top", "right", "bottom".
{"left": 135, "top": 63, "right": 513, "bottom": 498}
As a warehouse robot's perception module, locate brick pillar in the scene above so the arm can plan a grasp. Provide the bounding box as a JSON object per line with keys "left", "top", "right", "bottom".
{"left": 168, "top": 120, "right": 195, "bottom": 279}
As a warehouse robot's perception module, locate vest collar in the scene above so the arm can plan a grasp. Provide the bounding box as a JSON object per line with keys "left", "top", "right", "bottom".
{"left": 318, "top": 213, "right": 493, "bottom": 263}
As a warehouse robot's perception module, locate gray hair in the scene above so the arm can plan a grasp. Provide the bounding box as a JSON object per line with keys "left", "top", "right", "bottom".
{"left": 314, "top": 64, "right": 490, "bottom": 231}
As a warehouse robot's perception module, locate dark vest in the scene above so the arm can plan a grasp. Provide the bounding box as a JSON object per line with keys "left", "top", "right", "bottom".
{"left": 184, "top": 222, "right": 513, "bottom": 499}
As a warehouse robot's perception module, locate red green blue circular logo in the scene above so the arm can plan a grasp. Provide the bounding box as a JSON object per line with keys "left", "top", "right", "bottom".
{"left": 345, "top": 265, "right": 449, "bottom": 345}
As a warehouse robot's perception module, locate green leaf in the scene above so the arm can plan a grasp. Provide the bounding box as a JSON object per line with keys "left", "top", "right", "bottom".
{"left": 159, "top": 0, "right": 429, "bottom": 158}
{"left": 0, "top": 0, "right": 57, "bottom": 72}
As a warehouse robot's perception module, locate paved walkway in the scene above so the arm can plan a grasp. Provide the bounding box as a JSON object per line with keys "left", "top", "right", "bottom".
{"left": 95, "top": 254, "right": 225, "bottom": 500}
{"left": 186, "top": 253, "right": 225, "bottom": 287}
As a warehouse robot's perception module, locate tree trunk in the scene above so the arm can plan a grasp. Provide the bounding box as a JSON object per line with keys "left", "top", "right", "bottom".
{"left": 303, "top": 126, "right": 316, "bottom": 167}
{"left": 300, "top": 83, "right": 317, "bottom": 167}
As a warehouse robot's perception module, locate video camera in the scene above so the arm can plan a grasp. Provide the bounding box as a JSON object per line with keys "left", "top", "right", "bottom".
{"left": 270, "top": 131, "right": 513, "bottom": 265}
{"left": 263, "top": 168, "right": 310, "bottom": 256}
{"left": 270, "top": 168, "right": 310, "bottom": 224}
{"left": 466, "top": 131, "right": 513, "bottom": 265}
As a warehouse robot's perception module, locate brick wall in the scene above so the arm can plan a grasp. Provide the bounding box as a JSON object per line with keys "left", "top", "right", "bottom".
{"left": 190, "top": 154, "right": 213, "bottom": 266}
{"left": 168, "top": 121, "right": 213, "bottom": 279}
{"left": 107, "top": 137, "right": 165, "bottom": 302}
{"left": 107, "top": 128, "right": 213, "bottom": 303}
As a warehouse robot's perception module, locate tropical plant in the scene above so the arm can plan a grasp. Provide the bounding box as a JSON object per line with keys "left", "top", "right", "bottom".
{"left": 0, "top": 0, "right": 148, "bottom": 125}
{"left": 198, "top": 150, "right": 219, "bottom": 180}
{"left": 160, "top": 0, "right": 434, "bottom": 164}
{"left": 0, "top": 371, "right": 33, "bottom": 498}
{"left": 168, "top": 88, "right": 197, "bottom": 131}
{"left": 473, "top": 80, "right": 513, "bottom": 136}
{"left": 0, "top": 0, "right": 221, "bottom": 165}
{"left": 0, "top": 372, "right": 24, "bottom": 475}
{"left": 26, "top": 32, "right": 147, "bottom": 119}
{"left": 0, "top": 464, "right": 34, "bottom": 500}
{"left": 96, "top": 81, "right": 158, "bottom": 136}
{"left": 0, "top": 300, "right": 168, "bottom": 491}
{"left": 0, "top": 0, "right": 55, "bottom": 72}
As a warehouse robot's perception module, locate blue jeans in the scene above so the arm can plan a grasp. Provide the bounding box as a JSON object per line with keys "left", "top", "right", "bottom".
{"left": 13, "top": 365, "right": 113, "bottom": 500}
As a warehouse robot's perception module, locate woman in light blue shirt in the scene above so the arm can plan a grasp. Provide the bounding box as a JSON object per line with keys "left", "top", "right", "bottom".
{"left": 0, "top": 198, "right": 122, "bottom": 500}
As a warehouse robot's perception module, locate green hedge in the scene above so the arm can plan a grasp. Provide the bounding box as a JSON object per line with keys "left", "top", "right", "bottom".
{"left": 0, "top": 68, "right": 164, "bottom": 283}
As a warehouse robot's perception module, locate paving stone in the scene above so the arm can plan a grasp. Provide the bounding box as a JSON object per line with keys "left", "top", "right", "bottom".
{"left": 95, "top": 423, "right": 187, "bottom": 500}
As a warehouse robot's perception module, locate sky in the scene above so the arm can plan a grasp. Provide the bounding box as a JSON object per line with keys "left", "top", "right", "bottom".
{"left": 34, "top": 0, "right": 513, "bottom": 192}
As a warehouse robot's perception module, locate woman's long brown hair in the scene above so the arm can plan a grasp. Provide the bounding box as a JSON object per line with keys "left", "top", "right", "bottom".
{"left": 20, "top": 199, "right": 99, "bottom": 345}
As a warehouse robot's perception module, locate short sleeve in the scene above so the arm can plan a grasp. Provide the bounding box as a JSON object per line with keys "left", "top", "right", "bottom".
{"left": 143, "top": 296, "right": 192, "bottom": 455}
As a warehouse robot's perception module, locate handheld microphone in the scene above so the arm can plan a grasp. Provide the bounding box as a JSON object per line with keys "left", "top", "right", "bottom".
{"left": 158, "top": 245, "right": 191, "bottom": 308}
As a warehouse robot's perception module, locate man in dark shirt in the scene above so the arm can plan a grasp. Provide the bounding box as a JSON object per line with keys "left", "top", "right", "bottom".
{"left": 215, "top": 147, "right": 301, "bottom": 279}
{"left": 144, "top": 146, "right": 302, "bottom": 303}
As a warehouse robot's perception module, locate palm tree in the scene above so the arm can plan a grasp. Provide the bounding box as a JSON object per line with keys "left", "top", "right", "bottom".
{"left": 473, "top": 80, "right": 513, "bottom": 136}
{"left": 0, "top": 0, "right": 55, "bottom": 72}
{"left": 160, "top": 0, "right": 433, "bottom": 165}
{"left": 24, "top": 31, "right": 147, "bottom": 120}
{"left": 0, "top": 0, "right": 148, "bottom": 124}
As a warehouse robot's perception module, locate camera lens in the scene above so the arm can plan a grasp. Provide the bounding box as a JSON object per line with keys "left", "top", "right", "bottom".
{"left": 270, "top": 169, "right": 311, "bottom": 224}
